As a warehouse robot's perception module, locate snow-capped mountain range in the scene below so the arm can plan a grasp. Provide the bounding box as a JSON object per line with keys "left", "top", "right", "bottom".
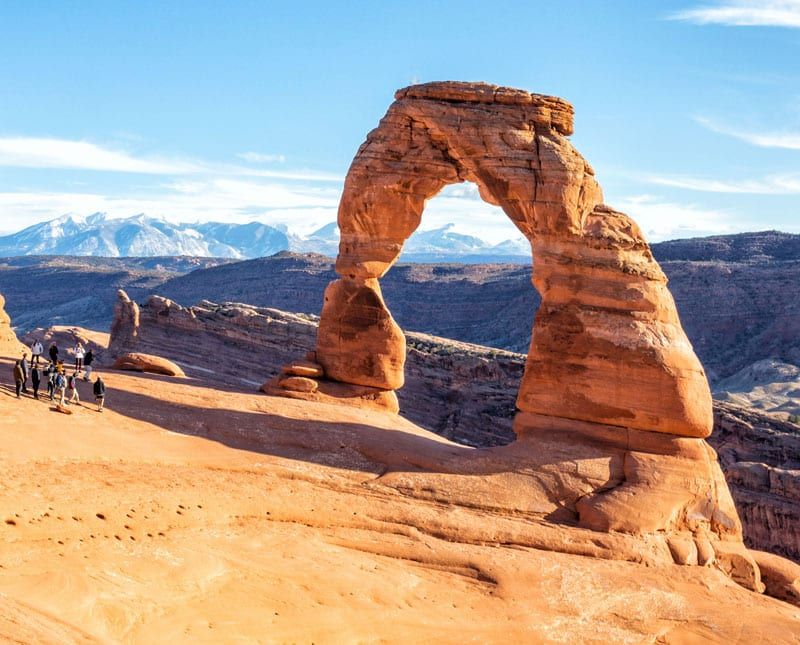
{"left": 0, "top": 213, "right": 530, "bottom": 261}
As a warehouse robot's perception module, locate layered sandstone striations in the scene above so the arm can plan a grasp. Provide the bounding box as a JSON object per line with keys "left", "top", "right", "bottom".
{"left": 3, "top": 231, "right": 799, "bottom": 381}
{"left": 713, "top": 402, "right": 800, "bottom": 562}
{"left": 273, "top": 81, "right": 766, "bottom": 587}
{"left": 315, "top": 81, "right": 711, "bottom": 439}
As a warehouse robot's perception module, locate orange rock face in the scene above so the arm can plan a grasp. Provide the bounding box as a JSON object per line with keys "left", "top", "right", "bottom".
{"left": 0, "top": 293, "right": 24, "bottom": 358}
{"left": 316, "top": 81, "right": 712, "bottom": 439}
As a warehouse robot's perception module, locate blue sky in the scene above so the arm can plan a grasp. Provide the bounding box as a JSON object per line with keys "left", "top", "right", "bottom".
{"left": 1, "top": 0, "right": 799, "bottom": 242}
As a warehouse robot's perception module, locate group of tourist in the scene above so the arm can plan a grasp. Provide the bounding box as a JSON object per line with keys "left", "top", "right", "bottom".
{"left": 12, "top": 340, "right": 106, "bottom": 412}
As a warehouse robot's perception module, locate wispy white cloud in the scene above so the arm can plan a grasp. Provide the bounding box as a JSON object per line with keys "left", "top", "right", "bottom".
{"left": 0, "top": 136, "right": 342, "bottom": 182}
{"left": 237, "top": 151, "right": 286, "bottom": 163}
{"left": 643, "top": 171, "right": 800, "bottom": 194}
{"left": 0, "top": 137, "right": 201, "bottom": 174}
{"left": 694, "top": 115, "right": 800, "bottom": 150}
{"left": 671, "top": 1, "right": 800, "bottom": 27}
{"left": 613, "top": 194, "right": 745, "bottom": 241}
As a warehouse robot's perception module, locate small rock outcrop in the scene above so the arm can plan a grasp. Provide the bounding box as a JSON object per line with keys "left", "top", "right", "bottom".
{"left": 0, "top": 293, "right": 24, "bottom": 358}
{"left": 112, "top": 352, "right": 185, "bottom": 377}
{"left": 108, "top": 290, "right": 140, "bottom": 359}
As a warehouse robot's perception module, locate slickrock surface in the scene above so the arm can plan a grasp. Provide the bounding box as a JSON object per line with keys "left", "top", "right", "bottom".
{"left": 1, "top": 358, "right": 799, "bottom": 642}
{"left": 112, "top": 352, "right": 186, "bottom": 377}
{"left": 107, "top": 293, "right": 799, "bottom": 568}
{"left": 316, "top": 81, "right": 712, "bottom": 439}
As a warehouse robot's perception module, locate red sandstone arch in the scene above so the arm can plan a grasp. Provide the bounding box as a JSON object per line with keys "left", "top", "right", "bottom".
{"left": 315, "top": 82, "right": 712, "bottom": 438}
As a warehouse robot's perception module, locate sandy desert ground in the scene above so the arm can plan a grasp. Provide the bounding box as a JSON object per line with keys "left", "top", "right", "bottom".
{"left": 1, "top": 356, "right": 799, "bottom": 644}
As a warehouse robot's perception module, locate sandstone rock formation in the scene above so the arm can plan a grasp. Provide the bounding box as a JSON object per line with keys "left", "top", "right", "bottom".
{"left": 0, "top": 293, "right": 24, "bottom": 358}
{"left": 315, "top": 81, "right": 711, "bottom": 438}
{"left": 280, "top": 82, "right": 763, "bottom": 587}
{"left": 112, "top": 352, "right": 186, "bottom": 377}
{"left": 108, "top": 292, "right": 323, "bottom": 387}
{"left": 109, "top": 289, "right": 140, "bottom": 358}
{"left": 106, "top": 292, "right": 799, "bottom": 596}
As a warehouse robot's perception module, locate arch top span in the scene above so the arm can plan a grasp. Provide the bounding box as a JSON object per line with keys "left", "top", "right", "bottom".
{"left": 395, "top": 81, "right": 575, "bottom": 135}
{"left": 315, "top": 81, "right": 713, "bottom": 440}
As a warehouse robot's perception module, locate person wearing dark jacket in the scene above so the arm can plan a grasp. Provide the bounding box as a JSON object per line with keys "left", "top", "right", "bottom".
{"left": 12, "top": 361, "right": 24, "bottom": 398}
{"left": 49, "top": 343, "right": 59, "bottom": 364}
{"left": 46, "top": 363, "right": 56, "bottom": 400}
{"left": 93, "top": 376, "right": 106, "bottom": 412}
{"left": 31, "top": 366, "right": 41, "bottom": 399}
{"left": 83, "top": 349, "right": 95, "bottom": 381}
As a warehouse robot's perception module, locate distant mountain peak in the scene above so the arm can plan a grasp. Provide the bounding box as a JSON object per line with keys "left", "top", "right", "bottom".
{"left": 0, "top": 213, "right": 533, "bottom": 262}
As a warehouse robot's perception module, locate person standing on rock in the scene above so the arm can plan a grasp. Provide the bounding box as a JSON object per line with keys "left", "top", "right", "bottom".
{"left": 12, "top": 361, "right": 24, "bottom": 398}
{"left": 55, "top": 370, "right": 67, "bottom": 406}
{"left": 46, "top": 362, "right": 56, "bottom": 400}
{"left": 83, "top": 349, "right": 94, "bottom": 381}
{"left": 67, "top": 372, "right": 80, "bottom": 405}
{"left": 31, "top": 365, "right": 41, "bottom": 399}
{"left": 73, "top": 342, "right": 85, "bottom": 372}
{"left": 48, "top": 342, "right": 58, "bottom": 365}
{"left": 93, "top": 376, "right": 106, "bottom": 412}
{"left": 20, "top": 352, "right": 29, "bottom": 394}
{"left": 31, "top": 339, "right": 43, "bottom": 367}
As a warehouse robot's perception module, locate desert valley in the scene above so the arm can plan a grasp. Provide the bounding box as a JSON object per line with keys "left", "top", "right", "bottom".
{"left": 1, "top": 79, "right": 800, "bottom": 644}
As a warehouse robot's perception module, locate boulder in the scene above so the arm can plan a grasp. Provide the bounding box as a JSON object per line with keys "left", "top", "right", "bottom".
{"left": 281, "top": 360, "right": 324, "bottom": 379}
{"left": 750, "top": 550, "right": 800, "bottom": 607}
{"left": 277, "top": 376, "right": 319, "bottom": 393}
{"left": 112, "top": 352, "right": 185, "bottom": 377}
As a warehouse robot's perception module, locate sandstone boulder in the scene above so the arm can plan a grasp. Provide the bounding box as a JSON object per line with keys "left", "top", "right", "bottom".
{"left": 112, "top": 352, "right": 185, "bottom": 377}
{"left": 750, "top": 550, "right": 800, "bottom": 607}
{"left": 281, "top": 360, "right": 324, "bottom": 378}
{"left": 277, "top": 376, "right": 319, "bottom": 393}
